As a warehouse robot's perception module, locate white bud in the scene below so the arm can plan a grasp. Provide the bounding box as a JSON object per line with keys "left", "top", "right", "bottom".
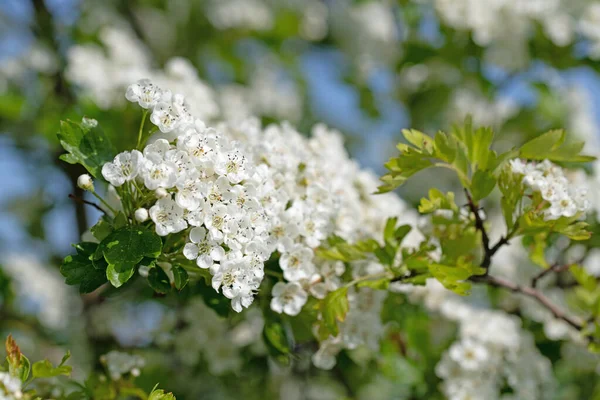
{"left": 77, "top": 174, "right": 94, "bottom": 191}
{"left": 135, "top": 208, "right": 149, "bottom": 222}
{"left": 155, "top": 188, "right": 168, "bottom": 198}
{"left": 131, "top": 368, "right": 141, "bottom": 377}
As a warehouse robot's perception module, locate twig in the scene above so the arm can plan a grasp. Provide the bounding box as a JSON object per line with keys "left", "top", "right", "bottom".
{"left": 531, "top": 262, "right": 574, "bottom": 288}
{"left": 464, "top": 189, "right": 508, "bottom": 272}
{"left": 68, "top": 194, "right": 106, "bottom": 215}
{"left": 464, "top": 189, "right": 591, "bottom": 340}
{"left": 471, "top": 275, "right": 585, "bottom": 332}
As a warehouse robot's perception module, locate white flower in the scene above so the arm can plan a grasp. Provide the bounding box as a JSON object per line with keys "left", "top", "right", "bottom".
{"left": 448, "top": 338, "right": 490, "bottom": 371}
{"left": 280, "top": 243, "right": 314, "bottom": 281}
{"left": 150, "top": 92, "right": 191, "bottom": 133}
{"left": 204, "top": 203, "right": 232, "bottom": 241}
{"left": 134, "top": 208, "right": 149, "bottom": 222}
{"left": 125, "top": 79, "right": 162, "bottom": 109}
{"left": 270, "top": 281, "right": 308, "bottom": 316}
{"left": 141, "top": 153, "right": 178, "bottom": 190}
{"left": 312, "top": 337, "right": 342, "bottom": 370}
{"left": 101, "top": 150, "right": 144, "bottom": 186}
{"left": 77, "top": 174, "right": 94, "bottom": 191}
{"left": 149, "top": 197, "right": 187, "bottom": 236}
{"left": 183, "top": 227, "right": 225, "bottom": 269}
{"left": 175, "top": 172, "right": 207, "bottom": 210}
{"left": 215, "top": 148, "right": 249, "bottom": 184}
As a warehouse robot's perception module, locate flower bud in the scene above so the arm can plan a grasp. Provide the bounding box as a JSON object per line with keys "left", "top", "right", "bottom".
{"left": 135, "top": 208, "right": 149, "bottom": 222}
{"left": 77, "top": 174, "right": 94, "bottom": 191}
{"left": 155, "top": 188, "right": 168, "bottom": 198}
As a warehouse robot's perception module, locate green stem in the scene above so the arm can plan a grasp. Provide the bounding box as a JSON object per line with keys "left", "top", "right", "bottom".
{"left": 91, "top": 191, "right": 119, "bottom": 216}
{"left": 137, "top": 109, "right": 148, "bottom": 149}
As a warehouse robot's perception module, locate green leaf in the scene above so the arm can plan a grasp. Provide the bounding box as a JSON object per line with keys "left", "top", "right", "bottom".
{"left": 402, "top": 129, "right": 434, "bottom": 152}
{"left": 97, "top": 226, "right": 162, "bottom": 280}
{"left": 356, "top": 278, "right": 390, "bottom": 290}
{"left": 148, "top": 267, "right": 171, "bottom": 294}
{"left": 384, "top": 217, "right": 399, "bottom": 244}
{"left": 172, "top": 265, "right": 189, "bottom": 290}
{"left": 60, "top": 243, "right": 108, "bottom": 294}
{"left": 520, "top": 129, "right": 595, "bottom": 163}
{"left": 498, "top": 167, "right": 525, "bottom": 230}
{"left": 529, "top": 233, "right": 548, "bottom": 268}
{"left": 428, "top": 258, "right": 485, "bottom": 295}
{"left": 320, "top": 287, "right": 349, "bottom": 337}
{"left": 91, "top": 217, "right": 113, "bottom": 242}
{"left": 471, "top": 170, "right": 496, "bottom": 201}
{"left": 106, "top": 263, "right": 135, "bottom": 288}
{"left": 58, "top": 119, "right": 116, "bottom": 178}
{"left": 418, "top": 189, "right": 457, "bottom": 214}
{"left": 433, "top": 131, "right": 457, "bottom": 163}
{"left": 12, "top": 355, "right": 30, "bottom": 383}
{"left": 32, "top": 359, "right": 72, "bottom": 378}
{"left": 149, "top": 388, "right": 176, "bottom": 400}
{"left": 262, "top": 319, "right": 292, "bottom": 365}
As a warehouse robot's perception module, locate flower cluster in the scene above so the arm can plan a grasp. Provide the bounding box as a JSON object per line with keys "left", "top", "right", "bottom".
{"left": 0, "top": 372, "right": 22, "bottom": 400}
{"left": 102, "top": 80, "right": 277, "bottom": 312}
{"left": 66, "top": 28, "right": 218, "bottom": 121}
{"left": 510, "top": 159, "right": 589, "bottom": 220}
{"left": 220, "top": 119, "right": 414, "bottom": 319}
{"left": 393, "top": 279, "right": 556, "bottom": 400}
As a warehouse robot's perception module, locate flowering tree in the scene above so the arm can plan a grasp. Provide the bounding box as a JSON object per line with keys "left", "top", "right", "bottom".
{"left": 2, "top": 1, "right": 600, "bottom": 399}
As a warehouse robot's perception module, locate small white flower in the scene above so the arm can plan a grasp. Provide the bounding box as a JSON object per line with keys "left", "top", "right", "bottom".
{"left": 141, "top": 153, "right": 178, "bottom": 190}
{"left": 312, "top": 337, "right": 342, "bottom": 370}
{"left": 215, "top": 149, "right": 249, "bottom": 184}
{"left": 101, "top": 150, "right": 144, "bottom": 187}
{"left": 270, "top": 281, "right": 308, "bottom": 316}
{"left": 77, "top": 174, "right": 94, "bottom": 191}
{"left": 280, "top": 243, "right": 314, "bottom": 281}
{"left": 149, "top": 197, "right": 187, "bottom": 236}
{"left": 125, "top": 79, "right": 162, "bottom": 109}
{"left": 448, "top": 338, "right": 490, "bottom": 371}
{"left": 183, "top": 227, "right": 225, "bottom": 269}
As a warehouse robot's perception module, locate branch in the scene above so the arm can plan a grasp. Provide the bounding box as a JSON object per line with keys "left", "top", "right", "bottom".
{"left": 68, "top": 194, "right": 106, "bottom": 215}
{"left": 531, "top": 262, "right": 574, "bottom": 288}
{"left": 464, "top": 189, "right": 509, "bottom": 272}
{"left": 471, "top": 274, "right": 585, "bottom": 332}
{"left": 463, "top": 190, "right": 590, "bottom": 339}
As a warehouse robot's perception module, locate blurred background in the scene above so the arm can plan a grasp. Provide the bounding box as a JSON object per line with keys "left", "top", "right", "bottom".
{"left": 1, "top": 0, "right": 600, "bottom": 399}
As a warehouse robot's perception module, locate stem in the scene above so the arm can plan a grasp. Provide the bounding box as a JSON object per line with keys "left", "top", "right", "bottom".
{"left": 463, "top": 189, "right": 592, "bottom": 340}
{"left": 68, "top": 194, "right": 106, "bottom": 215}
{"left": 531, "top": 262, "right": 576, "bottom": 288}
{"left": 470, "top": 274, "right": 585, "bottom": 332}
{"left": 90, "top": 191, "right": 119, "bottom": 216}
{"left": 137, "top": 109, "right": 148, "bottom": 149}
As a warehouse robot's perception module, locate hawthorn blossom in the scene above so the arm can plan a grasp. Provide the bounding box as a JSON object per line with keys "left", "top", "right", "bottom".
{"left": 149, "top": 197, "right": 187, "bottom": 236}
{"left": 102, "top": 150, "right": 144, "bottom": 186}
{"left": 280, "top": 243, "right": 314, "bottom": 281}
{"left": 126, "top": 79, "right": 162, "bottom": 109}
{"left": 270, "top": 281, "right": 308, "bottom": 316}
{"left": 183, "top": 227, "right": 225, "bottom": 269}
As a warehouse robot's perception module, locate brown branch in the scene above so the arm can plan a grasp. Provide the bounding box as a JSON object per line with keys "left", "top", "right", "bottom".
{"left": 464, "top": 189, "right": 509, "bottom": 272}
{"left": 69, "top": 194, "right": 106, "bottom": 215}
{"left": 531, "top": 262, "right": 574, "bottom": 288}
{"left": 471, "top": 274, "right": 585, "bottom": 332}
{"left": 463, "top": 190, "right": 591, "bottom": 339}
